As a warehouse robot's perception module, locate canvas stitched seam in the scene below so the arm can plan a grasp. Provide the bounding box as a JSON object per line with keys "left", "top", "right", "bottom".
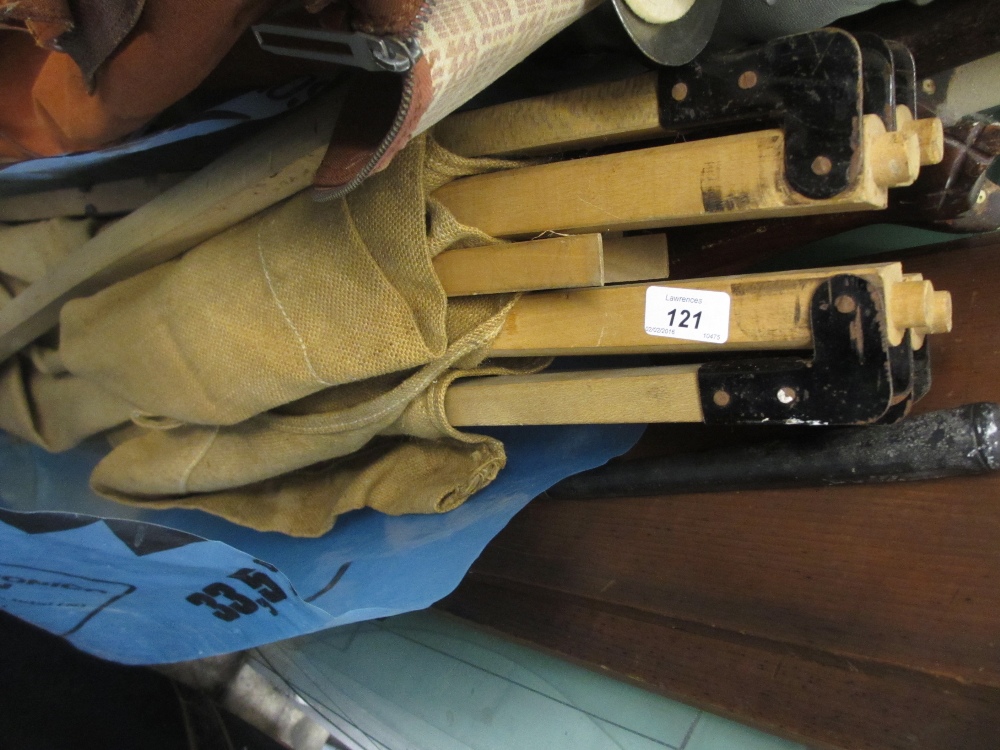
{"left": 178, "top": 426, "right": 219, "bottom": 494}
{"left": 257, "top": 222, "right": 335, "bottom": 388}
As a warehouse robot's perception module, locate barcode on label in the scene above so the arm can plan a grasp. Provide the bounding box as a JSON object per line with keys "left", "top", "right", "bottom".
{"left": 644, "top": 286, "right": 731, "bottom": 344}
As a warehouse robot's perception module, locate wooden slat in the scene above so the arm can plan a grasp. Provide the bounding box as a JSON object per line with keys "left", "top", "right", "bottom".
{"left": 602, "top": 233, "right": 669, "bottom": 283}
{"left": 489, "top": 262, "right": 954, "bottom": 357}
{"left": 445, "top": 365, "right": 704, "bottom": 426}
{"left": 433, "top": 73, "right": 663, "bottom": 158}
{"left": 435, "top": 72, "right": 942, "bottom": 172}
{"left": 0, "top": 92, "right": 343, "bottom": 365}
{"left": 433, "top": 116, "right": 916, "bottom": 238}
{"left": 0, "top": 174, "right": 192, "bottom": 222}
{"left": 433, "top": 234, "right": 604, "bottom": 296}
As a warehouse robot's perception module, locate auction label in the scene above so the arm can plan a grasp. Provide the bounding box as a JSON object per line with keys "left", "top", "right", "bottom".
{"left": 644, "top": 286, "right": 731, "bottom": 344}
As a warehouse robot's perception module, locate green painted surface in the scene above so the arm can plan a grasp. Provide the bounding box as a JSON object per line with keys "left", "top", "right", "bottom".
{"left": 256, "top": 609, "right": 806, "bottom": 750}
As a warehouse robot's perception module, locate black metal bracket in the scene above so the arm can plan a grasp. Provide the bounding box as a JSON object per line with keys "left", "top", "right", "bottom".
{"left": 857, "top": 32, "right": 898, "bottom": 130}
{"left": 886, "top": 39, "right": 917, "bottom": 116}
{"left": 855, "top": 33, "right": 920, "bottom": 131}
{"left": 657, "top": 29, "right": 864, "bottom": 200}
{"left": 698, "top": 274, "right": 917, "bottom": 426}
{"left": 656, "top": 30, "right": 919, "bottom": 201}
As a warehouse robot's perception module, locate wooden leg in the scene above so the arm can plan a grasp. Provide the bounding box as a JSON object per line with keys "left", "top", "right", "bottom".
{"left": 489, "top": 263, "right": 951, "bottom": 357}
{"left": 445, "top": 365, "right": 705, "bottom": 426}
{"left": 434, "top": 234, "right": 605, "bottom": 296}
{"left": 433, "top": 117, "right": 920, "bottom": 238}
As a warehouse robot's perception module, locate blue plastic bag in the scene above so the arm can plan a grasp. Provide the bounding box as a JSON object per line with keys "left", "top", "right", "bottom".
{"left": 0, "top": 425, "right": 642, "bottom": 664}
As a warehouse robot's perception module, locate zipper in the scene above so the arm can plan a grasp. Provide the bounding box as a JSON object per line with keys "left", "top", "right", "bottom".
{"left": 312, "top": 0, "right": 435, "bottom": 200}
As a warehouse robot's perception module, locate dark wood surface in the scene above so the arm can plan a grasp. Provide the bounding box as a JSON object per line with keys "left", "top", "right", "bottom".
{"left": 842, "top": 0, "right": 1000, "bottom": 77}
{"left": 440, "top": 236, "right": 1000, "bottom": 749}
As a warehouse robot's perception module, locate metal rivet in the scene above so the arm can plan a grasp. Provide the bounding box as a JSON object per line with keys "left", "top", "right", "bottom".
{"left": 921, "top": 78, "right": 936, "bottom": 95}
{"left": 713, "top": 389, "right": 731, "bottom": 407}
{"left": 777, "top": 386, "right": 797, "bottom": 405}
{"left": 811, "top": 156, "right": 833, "bottom": 176}
{"left": 978, "top": 190, "right": 988, "bottom": 204}
{"left": 738, "top": 71, "right": 758, "bottom": 90}
{"left": 835, "top": 295, "right": 857, "bottom": 314}
{"left": 671, "top": 82, "right": 689, "bottom": 102}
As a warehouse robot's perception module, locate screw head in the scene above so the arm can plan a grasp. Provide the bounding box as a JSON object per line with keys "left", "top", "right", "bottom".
{"left": 713, "top": 389, "right": 731, "bottom": 407}
{"left": 921, "top": 78, "right": 937, "bottom": 95}
{"left": 978, "top": 189, "right": 988, "bottom": 205}
{"left": 777, "top": 386, "right": 797, "bottom": 405}
{"left": 835, "top": 295, "right": 857, "bottom": 314}
{"left": 671, "top": 82, "right": 689, "bottom": 102}
{"left": 811, "top": 155, "right": 833, "bottom": 176}
{"left": 738, "top": 71, "right": 758, "bottom": 89}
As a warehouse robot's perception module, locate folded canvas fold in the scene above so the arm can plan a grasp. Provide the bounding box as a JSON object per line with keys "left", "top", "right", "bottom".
{"left": 0, "top": 137, "right": 548, "bottom": 537}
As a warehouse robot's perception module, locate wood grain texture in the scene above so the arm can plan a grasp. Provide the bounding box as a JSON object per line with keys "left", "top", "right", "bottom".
{"left": 442, "top": 237, "right": 1000, "bottom": 750}
{"left": 432, "top": 73, "right": 663, "bottom": 158}
{"left": 445, "top": 365, "right": 704, "bottom": 426}
{"left": 0, "top": 93, "right": 343, "bottom": 364}
{"left": 842, "top": 0, "right": 1000, "bottom": 77}
{"left": 433, "top": 234, "right": 605, "bottom": 296}
{"left": 433, "top": 118, "right": 900, "bottom": 238}
{"left": 440, "top": 579, "right": 1000, "bottom": 750}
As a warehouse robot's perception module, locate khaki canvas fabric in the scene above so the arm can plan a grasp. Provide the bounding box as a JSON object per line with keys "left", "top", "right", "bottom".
{"left": 52, "top": 136, "right": 544, "bottom": 536}
{"left": 0, "top": 219, "right": 135, "bottom": 450}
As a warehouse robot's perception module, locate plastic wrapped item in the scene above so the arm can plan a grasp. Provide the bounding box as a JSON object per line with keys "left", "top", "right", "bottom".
{"left": 0, "top": 423, "right": 643, "bottom": 665}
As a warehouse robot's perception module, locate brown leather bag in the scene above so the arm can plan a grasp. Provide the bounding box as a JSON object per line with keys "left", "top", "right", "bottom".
{"left": 0, "top": 0, "right": 598, "bottom": 193}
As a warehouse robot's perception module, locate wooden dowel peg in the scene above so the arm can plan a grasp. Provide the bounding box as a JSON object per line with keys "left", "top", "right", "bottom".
{"left": 865, "top": 123, "right": 921, "bottom": 188}
{"left": 896, "top": 106, "right": 946, "bottom": 166}
{"left": 892, "top": 279, "right": 935, "bottom": 329}
{"left": 924, "top": 291, "right": 953, "bottom": 334}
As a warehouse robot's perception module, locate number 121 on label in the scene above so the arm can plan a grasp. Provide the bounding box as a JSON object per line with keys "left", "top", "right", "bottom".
{"left": 643, "top": 286, "right": 731, "bottom": 344}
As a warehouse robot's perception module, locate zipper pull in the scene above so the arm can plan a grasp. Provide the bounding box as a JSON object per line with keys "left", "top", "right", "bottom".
{"left": 252, "top": 21, "right": 422, "bottom": 73}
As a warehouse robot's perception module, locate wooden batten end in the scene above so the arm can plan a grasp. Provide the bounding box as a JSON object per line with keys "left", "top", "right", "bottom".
{"left": 896, "top": 106, "right": 945, "bottom": 166}
{"left": 871, "top": 130, "right": 921, "bottom": 189}
{"left": 603, "top": 233, "right": 669, "bottom": 283}
{"left": 926, "top": 291, "right": 953, "bottom": 334}
{"left": 911, "top": 118, "right": 945, "bottom": 166}
{"left": 888, "top": 281, "right": 953, "bottom": 336}
{"left": 891, "top": 280, "right": 934, "bottom": 329}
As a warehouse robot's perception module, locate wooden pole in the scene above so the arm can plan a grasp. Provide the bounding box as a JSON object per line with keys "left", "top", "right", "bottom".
{"left": 435, "top": 73, "right": 943, "bottom": 167}
{"left": 434, "top": 234, "right": 605, "bottom": 296}
{"left": 434, "top": 232, "right": 670, "bottom": 296}
{"left": 488, "top": 262, "right": 952, "bottom": 357}
{"left": 433, "top": 116, "right": 920, "bottom": 239}
{"left": 433, "top": 73, "right": 663, "bottom": 158}
{"left": 445, "top": 365, "right": 705, "bottom": 426}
